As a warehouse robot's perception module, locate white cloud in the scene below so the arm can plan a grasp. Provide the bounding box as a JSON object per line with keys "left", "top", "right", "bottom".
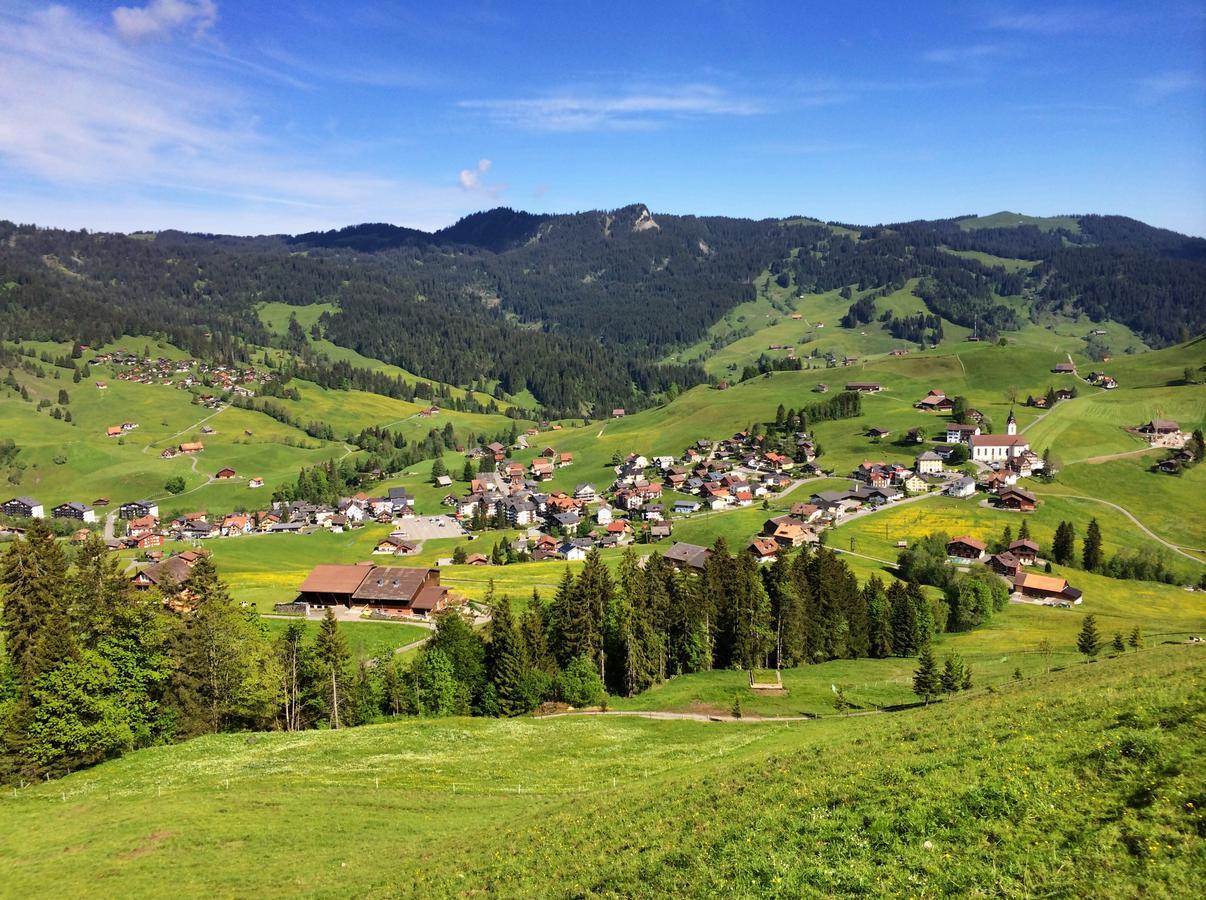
{"left": 1135, "top": 70, "right": 1206, "bottom": 104}
{"left": 0, "top": 6, "right": 477, "bottom": 233}
{"left": 112, "top": 0, "right": 217, "bottom": 41}
{"left": 923, "top": 44, "right": 1008, "bottom": 64}
{"left": 459, "top": 158, "right": 492, "bottom": 190}
{"left": 460, "top": 84, "right": 763, "bottom": 131}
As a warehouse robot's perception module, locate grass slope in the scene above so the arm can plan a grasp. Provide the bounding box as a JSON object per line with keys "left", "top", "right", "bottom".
{"left": 1, "top": 646, "right": 1199, "bottom": 897}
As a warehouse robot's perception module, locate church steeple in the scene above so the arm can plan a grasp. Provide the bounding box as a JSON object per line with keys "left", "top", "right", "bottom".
{"left": 1007, "top": 406, "right": 1017, "bottom": 436}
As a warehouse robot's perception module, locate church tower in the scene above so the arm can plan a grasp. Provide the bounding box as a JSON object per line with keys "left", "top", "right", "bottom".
{"left": 1007, "top": 407, "right": 1017, "bottom": 436}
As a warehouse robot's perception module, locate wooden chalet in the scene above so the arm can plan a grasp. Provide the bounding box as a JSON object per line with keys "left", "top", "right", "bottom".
{"left": 946, "top": 536, "right": 987, "bottom": 560}
{"left": 997, "top": 487, "right": 1037, "bottom": 512}
{"left": 1013, "top": 572, "right": 1082, "bottom": 604}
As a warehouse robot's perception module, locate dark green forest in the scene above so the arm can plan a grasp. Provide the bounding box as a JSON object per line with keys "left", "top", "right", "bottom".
{"left": 1, "top": 206, "right": 1202, "bottom": 417}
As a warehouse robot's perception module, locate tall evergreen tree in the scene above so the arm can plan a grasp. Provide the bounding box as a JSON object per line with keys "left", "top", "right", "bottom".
{"left": 1076, "top": 614, "right": 1101, "bottom": 661}
{"left": 486, "top": 596, "right": 529, "bottom": 716}
{"left": 1052, "top": 521, "right": 1076, "bottom": 565}
{"left": 0, "top": 520, "right": 70, "bottom": 693}
{"left": 912, "top": 644, "right": 940, "bottom": 704}
{"left": 888, "top": 581, "right": 920, "bottom": 657}
{"left": 864, "top": 575, "right": 893, "bottom": 659}
{"left": 1082, "top": 518, "right": 1103, "bottom": 572}
{"left": 313, "top": 608, "right": 353, "bottom": 728}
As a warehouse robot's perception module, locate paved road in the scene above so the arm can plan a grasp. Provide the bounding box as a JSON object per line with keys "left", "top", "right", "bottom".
{"left": 103, "top": 512, "right": 116, "bottom": 541}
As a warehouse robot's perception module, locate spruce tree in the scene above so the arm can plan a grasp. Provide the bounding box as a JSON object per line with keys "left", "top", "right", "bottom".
{"left": 1076, "top": 614, "right": 1101, "bottom": 661}
{"left": 1052, "top": 521, "right": 1075, "bottom": 565}
{"left": 1082, "top": 518, "right": 1103, "bottom": 572}
{"left": 314, "top": 608, "right": 352, "bottom": 728}
{"left": 940, "top": 654, "right": 963, "bottom": 694}
{"left": 1127, "top": 626, "right": 1143, "bottom": 651}
{"left": 487, "top": 596, "right": 530, "bottom": 716}
{"left": 0, "top": 519, "right": 70, "bottom": 693}
{"left": 1017, "top": 518, "right": 1031, "bottom": 542}
{"left": 1111, "top": 632, "right": 1125, "bottom": 654}
{"left": 888, "top": 581, "right": 919, "bottom": 657}
{"left": 912, "top": 644, "right": 940, "bottom": 704}
{"left": 461, "top": 459, "right": 475, "bottom": 482}
{"left": 864, "top": 576, "right": 893, "bottom": 659}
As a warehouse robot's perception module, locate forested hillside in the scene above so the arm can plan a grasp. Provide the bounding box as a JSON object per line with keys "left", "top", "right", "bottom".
{"left": 1, "top": 207, "right": 1202, "bottom": 417}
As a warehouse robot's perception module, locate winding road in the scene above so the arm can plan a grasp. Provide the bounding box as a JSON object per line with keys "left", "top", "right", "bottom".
{"left": 1036, "top": 490, "right": 1206, "bottom": 562}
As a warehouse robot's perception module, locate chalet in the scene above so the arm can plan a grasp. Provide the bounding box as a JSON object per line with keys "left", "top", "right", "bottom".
{"left": 845, "top": 381, "right": 882, "bottom": 393}
{"left": 72, "top": 528, "right": 91, "bottom": 543}
{"left": 790, "top": 502, "right": 822, "bottom": 523}
{"left": 553, "top": 511, "right": 582, "bottom": 530}
{"left": 126, "top": 515, "right": 159, "bottom": 538}
{"left": 612, "top": 408, "right": 626, "bottom": 418}
{"left": 93, "top": 498, "right": 110, "bottom": 507}
{"left": 1052, "top": 362, "right": 1076, "bottom": 374}
{"left": 179, "top": 442, "right": 204, "bottom": 454}
{"left": 771, "top": 520, "right": 814, "bottom": 548}
{"left": 52, "top": 502, "right": 97, "bottom": 523}
{"left": 748, "top": 537, "right": 779, "bottom": 563}
{"left": 814, "top": 383, "right": 829, "bottom": 393}
{"left": 945, "top": 423, "right": 981, "bottom": 443}
{"left": 867, "top": 427, "right": 891, "bottom": 439}
{"left": 663, "top": 542, "right": 712, "bottom": 571}
{"left": 969, "top": 434, "right": 1030, "bottom": 463}
{"left": 559, "top": 452, "right": 574, "bottom": 467}
{"left": 295, "top": 564, "right": 449, "bottom": 616}
{"left": 215, "top": 467, "right": 238, "bottom": 480}
{"left": 946, "top": 536, "right": 987, "bottom": 560}
{"left": 890, "top": 348, "right": 909, "bottom": 357}
{"left": 248, "top": 477, "right": 265, "bottom": 489}
{"left": 650, "top": 522, "right": 673, "bottom": 540}
{"left": 160, "top": 448, "right": 179, "bottom": 459}
{"left": 128, "top": 533, "right": 164, "bottom": 551}
{"left": 596, "top": 505, "right": 613, "bottom": 525}
{"left": 1139, "top": 419, "right": 1180, "bottom": 436}
{"left": 559, "top": 542, "right": 588, "bottom": 562}
{"left": 221, "top": 514, "right": 252, "bottom": 537}
{"left": 915, "top": 450, "right": 943, "bottom": 475}
{"left": 573, "top": 483, "right": 597, "bottom": 502}
{"left": 130, "top": 554, "right": 199, "bottom": 591}
{"left": 120, "top": 500, "right": 159, "bottom": 519}
{"left": 673, "top": 499, "right": 701, "bottom": 515}
{"left": 902, "top": 473, "right": 928, "bottom": 494}
{"left": 2, "top": 497, "right": 44, "bottom": 519}
{"left": 106, "top": 426, "right": 123, "bottom": 437}
{"left": 1008, "top": 539, "right": 1041, "bottom": 565}
{"left": 997, "top": 487, "right": 1037, "bottom": 511}
{"left": 916, "top": 391, "right": 954, "bottom": 412}
{"left": 843, "top": 356, "right": 859, "bottom": 366}
{"left": 988, "top": 551, "right": 1022, "bottom": 577}
{"left": 1054, "top": 388, "right": 1075, "bottom": 401}
{"left": 1013, "top": 571, "right": 1082, "bottom": 604}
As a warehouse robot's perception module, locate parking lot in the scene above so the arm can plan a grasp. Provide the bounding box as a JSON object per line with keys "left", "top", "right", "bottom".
{"left": 390, "top": 515, "right": 467, "bottom": 541}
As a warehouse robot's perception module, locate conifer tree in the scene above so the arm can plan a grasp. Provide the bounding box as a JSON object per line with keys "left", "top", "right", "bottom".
{"left": 888, "top": 581, "right": 920, "bottom": 657}
{"left": 1111, "top": 632, "right": 1125, "bottom": 654}
{"left": 314, "top": 608, "right": 352, "bottom": 728}
{"left": 1128, "top": 626, "right": 1143, "bottom": 650}
{"left": 1076, "top": 614, "right": 1101, "bottom": 661}
{"left": 940, "top": 654, "right": 964, "bottom": 694}
{"left": 1052, "top": 521, "right": 1076, "bottom": 565}
{"left": 912, "top": 644, "right": 940, "bottom": 704}
{"left": 864, "top": 575, "right": 893, "bottom": 659}
{"left": 1017, "top": 518, "right": 1031, "bottom": 542}
{"left": 0, "top": 519, "right": 70, "bottom": 693}
{"left": 1082, "top": 518, "right": 1103, "bottom": 572}
{"left": 486, "top": 595, "right": 530, "bottom": 716}
{"left": 461, "top": 459, "right": 475, "bottom": 482}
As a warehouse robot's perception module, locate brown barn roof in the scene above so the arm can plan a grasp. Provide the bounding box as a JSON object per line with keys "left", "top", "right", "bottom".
{"left": 298, "top": 564, "right": 371, "bottom": 595}
{"left": 351, "top": 567, "right": 430, "bottom": 602}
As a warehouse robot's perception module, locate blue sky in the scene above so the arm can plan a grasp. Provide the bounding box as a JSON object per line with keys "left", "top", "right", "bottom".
{"left": 1, "top": 1, "right": 1203, "bottom": 235}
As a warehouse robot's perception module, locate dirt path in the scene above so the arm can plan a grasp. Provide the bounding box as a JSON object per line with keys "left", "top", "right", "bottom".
{"left": 1079, "top": 446, "right": 1159, "bottom": 465}
{"left": 538, "top": 708, "right": 884, "bottom": 724}
{"left": 1038, "top": 489, "right": 1206, "bottom": 561}
{"left": 144, "top": 406, "right": 227, "bottom": 453}
{"left": 103, "top": 512, "right": 116, "bottom": 541}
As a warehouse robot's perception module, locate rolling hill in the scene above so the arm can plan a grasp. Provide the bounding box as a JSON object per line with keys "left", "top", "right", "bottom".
{"left": 1, "top": 645, "right": 1199, "bottom": 897}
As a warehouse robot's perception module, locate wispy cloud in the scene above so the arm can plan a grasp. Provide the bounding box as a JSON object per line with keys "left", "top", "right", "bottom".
{"left": 112, "top": 0, "right": 217, "bottom": 41}
{"left": 923, "top": 43, "right": 1009, "bottom": 64}
{"left": 460, "top": 84, "right": 763, "bottom": 131}
{"left": 984, "top": 6, "right": 1125, "bottom": 34}
{"left": 1135, "top": 70, "right": 1206, "bottom": 104}
{"left": 0, "top": 5, "right": 474, "bottom": 233}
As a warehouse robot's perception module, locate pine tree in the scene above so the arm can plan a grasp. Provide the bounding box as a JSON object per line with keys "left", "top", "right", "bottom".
{"left": 912, "top": 644, "right": 940, "bottom": 704}
{"left": 430, "top": 456, "right": 447, "bottom": 483}
{"left": 1017, "top": 518, "right": 1031, "bottom": 541}
{"left": 313, "top": 608, "right": 352, "bottom": 728}
{"left": 1111, "top": 632, "right": 1125, "bottom": 654}
{"left": 998, "top": 524, "right": 1013, "bottom": 553}
{"left": 864, "top": 576, "right": 893, "bottom": 659}
{"left": 1082, "top": 518, "right": 1103, "bottom": 572}
{"left": 1076, "top": 614, "right": 1101, "bottom": 661}
{"left": 940, "top": 654, "right": 965, "bottom": 694}
{"left": 888, "top": 581, "right": 919, "bottom": 657}
{"left": 461, "top": 459, "right": 475, "bottom": 482}
{"left": 1052, "top": 521, "right": 1075, "bottom": 565}
{"left": 0, "top": 519, "right": 70, "bottom": 693}
{"left": 1128, "top": 626, "right": 1143, "bottom": 650}
{"left": 487, "top": 596, "right": 530, "bottom": 716}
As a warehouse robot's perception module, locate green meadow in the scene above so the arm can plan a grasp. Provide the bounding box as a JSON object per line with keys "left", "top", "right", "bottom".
{"left": 0, "top": 646, "right": 1199, "bottom": 897}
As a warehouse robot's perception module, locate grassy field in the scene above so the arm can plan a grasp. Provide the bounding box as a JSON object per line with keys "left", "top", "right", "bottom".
{"left": 956, "top": 211, "right": 1082, "bottom": 232}
{"left": 258, "top": 617, "right": 430, "bottom": 660}
{"left": 1, "top": 646, "right": 1199, "bottom": 897}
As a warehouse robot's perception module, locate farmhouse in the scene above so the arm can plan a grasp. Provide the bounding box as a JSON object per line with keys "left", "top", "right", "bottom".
{"left": 945, "top": 423, "right": 980, "bottom": 443}
{"left": 916, "top": 390, "right": 954, "bottom": 412}
{"left": 1053, "top": 362, "right": 1076, "bottom": 374}
{"left": 946, "top": 536, "right": 987, "bottom": 560}
{"left": 1008, "top": 539, "right": 1041, "bottom": 565}
{"left": 248, "top": 477, "right": 265, "bottom": 489}
{"left": 215, "top": 467, "right": 238, "bottom": 480}
{"left": 663, "top": 542, "right": 713, "bottom": 571}
{"left": 845, "top": 381, "right": 882, "bottom": 393}
{"left": 748, "top": 537, "right": 779, "bottom": 563}
{"left": 130, "top": 553, "right": 201, "bottom": 592}
{"left": 2, "top": 497, "right": 45, "bottom": 519}
{"left": 296, "top": 564, "right": 449, "bottom": 616}
{"left": 106, "top": 426, "right": 123, "bottom": 437}
{"left": 997, "top": 487, "right": 1037, "bottom": 511}
{"left": 1013, "top": 571, "right": 1082, "bottom": 604}
{"left": 179, "top": 442, "right": 204, "bottom": 454}
{"left": 988, "top": 552, "right": 1022, "bottom": 578}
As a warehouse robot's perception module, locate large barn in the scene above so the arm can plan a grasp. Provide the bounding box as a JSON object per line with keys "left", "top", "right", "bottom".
{"left": 296, "top": 564, "right": 449, "bottom": 616}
